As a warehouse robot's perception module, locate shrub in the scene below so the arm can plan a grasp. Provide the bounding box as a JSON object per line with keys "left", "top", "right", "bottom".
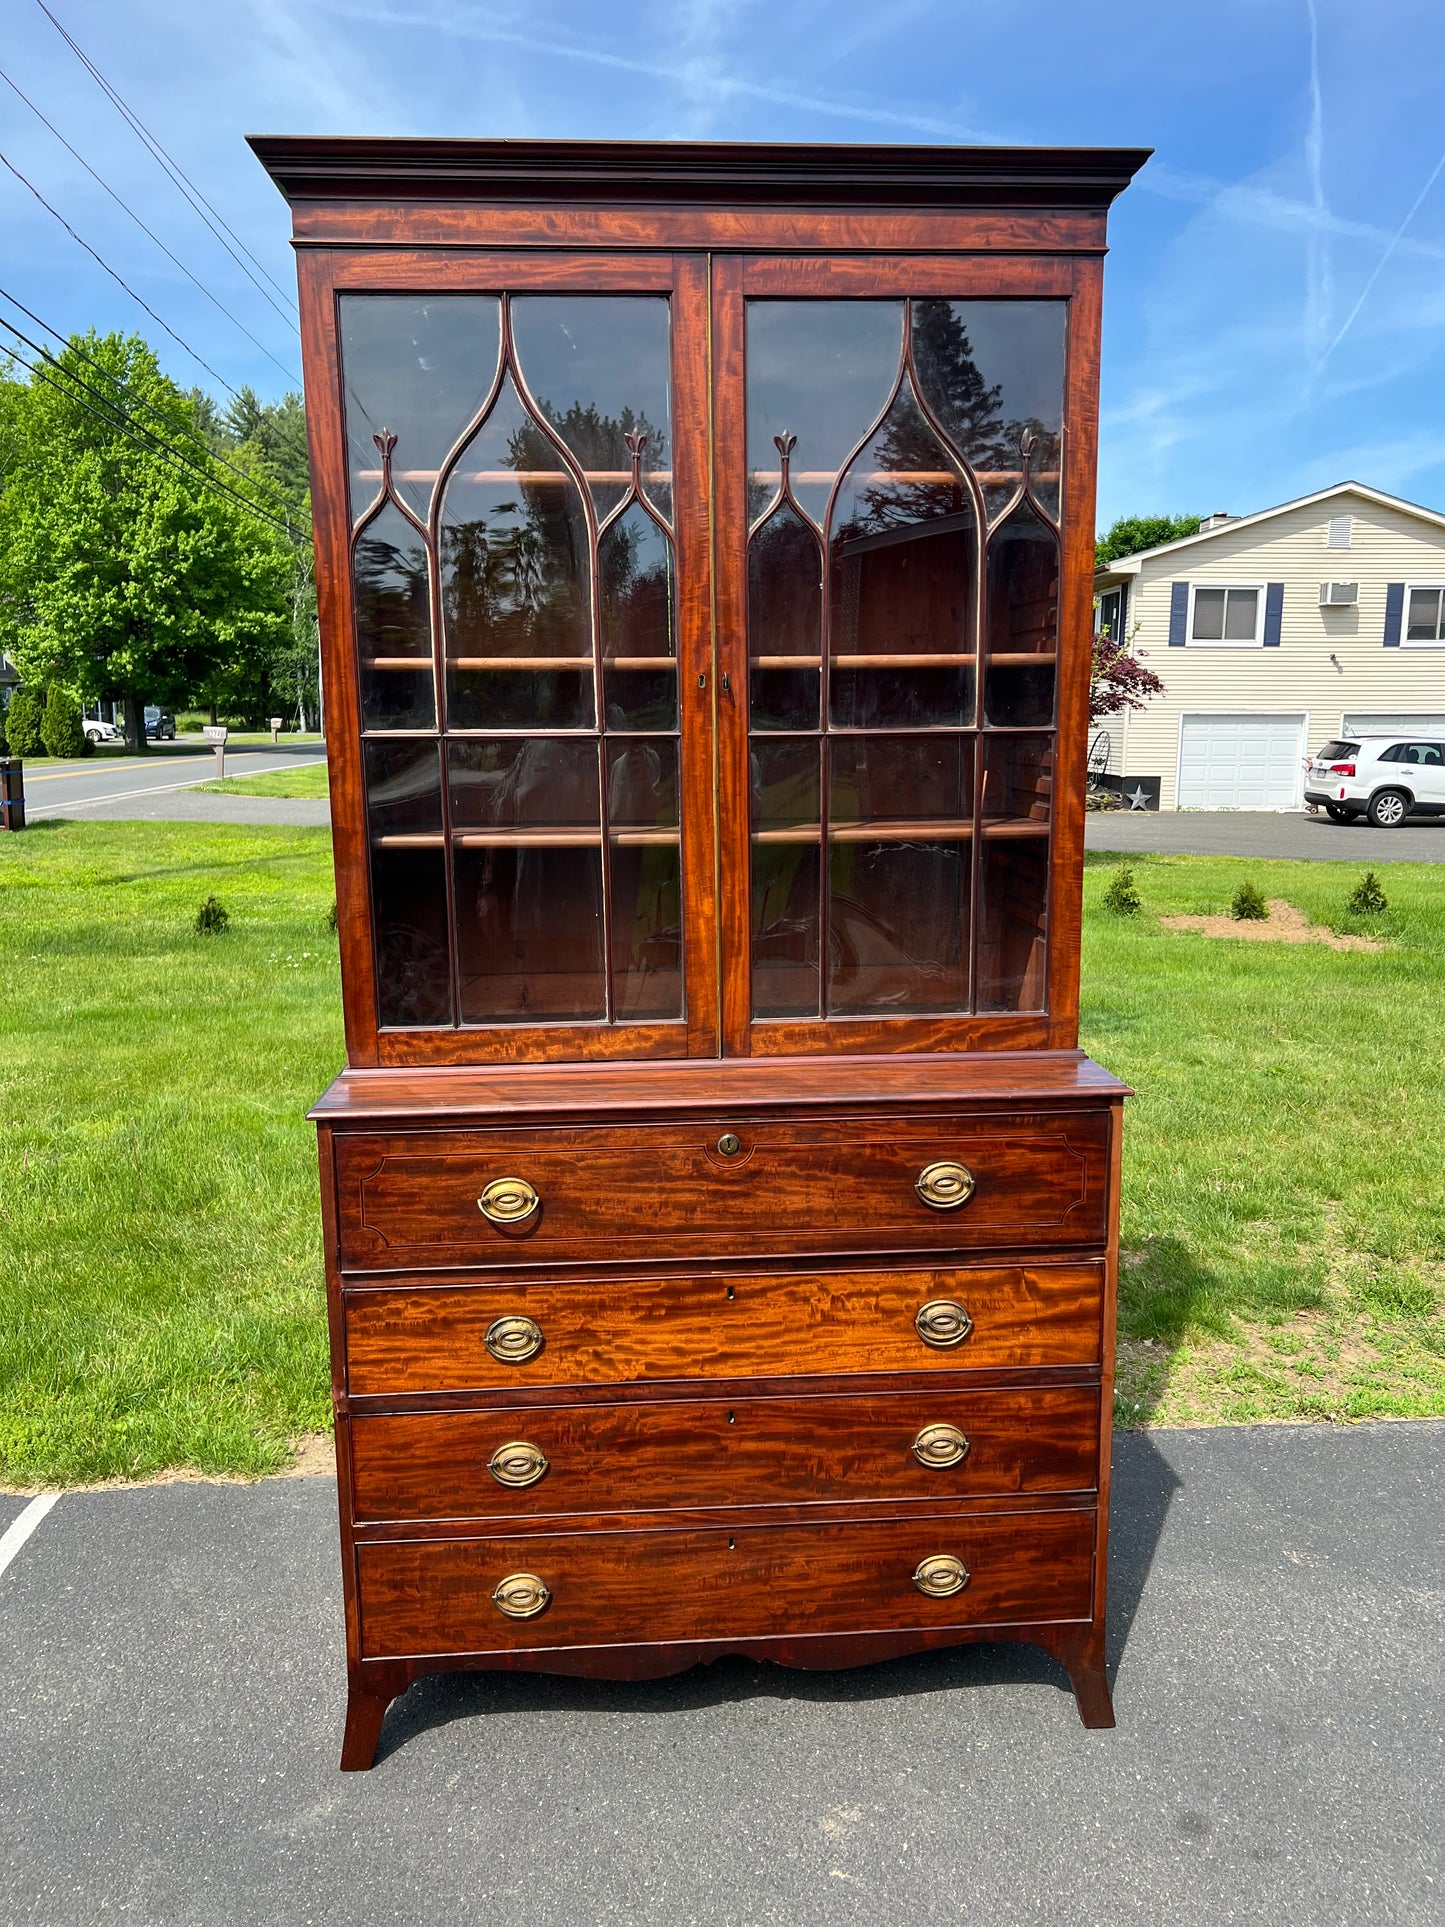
{"left": 5, "top": 687, "right": 46, "bottom": 758}
{"left": 194, "top": 895, "right": 230, "bottom": 936}
{"left": 1230, "top": 881, "right": 1269, "bottom": 921}
{"left": 1346, "top": 871, "right": 1388, "bottom": 917}
{"left": 40, "top": 684, "right": 88, "bottom": 759}
{"left": 1102, "top": 865, "right": 1142, "bottom": 916}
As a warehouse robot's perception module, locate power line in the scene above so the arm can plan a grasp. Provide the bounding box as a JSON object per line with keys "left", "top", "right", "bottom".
{"left": 0, "top": 327, "right": 294, "bottom": 538}
{"left": 0, "top": 64, "right": 301, "bottom": 385}
{"left": 32, "top": 0, "right": 299, "bottom": 324}
{"left": 0, "top": 287, "right": 297, "bottom": 517}
{"left": 0, "top": 145, "right": 242, "bottom": 399}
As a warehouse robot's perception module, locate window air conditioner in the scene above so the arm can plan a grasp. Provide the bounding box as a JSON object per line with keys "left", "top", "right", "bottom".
{"left": 1319, "top": 582, "right": 1358, "bottom": 607}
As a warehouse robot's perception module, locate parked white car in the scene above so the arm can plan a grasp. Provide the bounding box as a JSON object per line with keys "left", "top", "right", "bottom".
{"left": 83, "top": 717, "right": 122, "bottom": 745}
{"left": 1304, "top": 736, "right": 1445, "bottom": 826}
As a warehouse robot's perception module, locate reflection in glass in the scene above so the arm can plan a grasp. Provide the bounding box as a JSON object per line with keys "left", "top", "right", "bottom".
{"left": 608, "top": 737, "right": 678, "bottom": 829}
{"left": 751, "top": 736, "right": 820, "bottom": 834}
{"left": 512, "top": 296, "right": 672, "bottom": 524}
{"left": 364, "top": 741, "right": 450, "bottom": 1026}
{"left": 829, "top": 374, "right": 977, "bottom": 730}
{"left": 610, "top": 842, "right": 682, "bottom": 1019}
{"left": 455, "top": 845, "right": 605, "bottom": 1022}
{"left": 829, "top": 735, "right": 972, "bottom": 830}
{"left": 829, "top": 839, "right": 969, "bottom": 1015}
{"left": 447, "top": 738, "right": 600, "bottom": 831}
{"left": 439, "top": 372, "right": 593, "bottom": 732}
{"left": 984, "top": 498, "right": 1058, "bottom": 727}
{"left": 981, "top": 735, "right": 1053, "bottom": 826}
{"left": 747, "top": 302, "right": 902, "bottom": 524}
{"left": 749, "top": 498, "right": 822, "bottom": 731}
{"left": 353, "top": 502, "right": 434, "bottom": 731}
{"left": 976, "top": 837, "right": 1049, "bottom": 1012}
{"left": 912, "top": 300, "right": 1065, "bottom": 523}
{"left": 340, "top": 296, "right": 500, "bottom": 524}
{"left": 752, "top": 842, "right": 821, "bottom": 1018}
{"left": 601, "top": 501, "right": 676, "bottom": 730}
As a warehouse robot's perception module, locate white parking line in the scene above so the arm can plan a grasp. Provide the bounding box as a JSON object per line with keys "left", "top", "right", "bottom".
{"left": 0, "top": 1493, "right": 59, "bottom": 1583}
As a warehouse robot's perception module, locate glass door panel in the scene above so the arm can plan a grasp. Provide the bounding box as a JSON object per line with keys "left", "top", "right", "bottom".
{"left": 340, "top": 286, "right": 686, "bottom": 1037}
{"left": 739, "top": 292, "right": 1066, "bottom": 1027}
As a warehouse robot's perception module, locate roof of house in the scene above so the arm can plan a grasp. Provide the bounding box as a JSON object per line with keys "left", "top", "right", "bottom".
{"left": 1094, "top": 481, "right": 1445, "bottom": 583}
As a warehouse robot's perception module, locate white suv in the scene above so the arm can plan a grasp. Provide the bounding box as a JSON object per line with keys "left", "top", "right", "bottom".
{"left": 1305, "top": 736, "right": 1445, "bottom": 826}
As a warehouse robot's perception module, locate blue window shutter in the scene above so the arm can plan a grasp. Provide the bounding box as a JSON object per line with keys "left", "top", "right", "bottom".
{"left": 1168, "top": 581, "right": 1188, "bottom": 646}
{"left": 1263, "top": 582, "right": 1284, "bottom": 646}
{"left": 1383, "top": 582, "right": 1404, "bottom": 646}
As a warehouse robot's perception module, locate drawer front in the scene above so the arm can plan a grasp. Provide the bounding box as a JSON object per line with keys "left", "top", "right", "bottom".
{"left": 333, "top": 1110, "right": 1111, "bottom": 1272}
{"left": 344, "top": 1262, "right": 1104, "bottom": 1394}
{"left": 349, "top": 1385, "right": 1099, "bottom": 1522}
{"left": 357, "top": 1507, "right": 1095, "bottom": 1658}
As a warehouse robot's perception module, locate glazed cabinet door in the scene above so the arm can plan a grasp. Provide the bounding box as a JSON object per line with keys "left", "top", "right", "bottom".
{"left": 712, "top": 256, "right": 1099, "bottom": 1057}
{"left": 302, "top": 253, "right": 716, "bottom": 1065}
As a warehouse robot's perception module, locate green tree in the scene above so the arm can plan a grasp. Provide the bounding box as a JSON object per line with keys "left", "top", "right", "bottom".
{"left": 1095, "top": 512, "right": 1201, "bottom": 570}
{"left": 4, "top": 685, "right": 45, "bottom": 757}
{"left": 0, "top": 333, "right": 292, "bottom": 748}
{"left": 40, "top": 683, "right": 87, "bottom": 758}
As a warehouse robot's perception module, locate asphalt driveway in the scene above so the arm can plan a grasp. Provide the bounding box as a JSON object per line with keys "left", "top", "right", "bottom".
{"left": 1, "top": 1421, "right": 1439, "bottom": 1925}
{"left": 20, "top": 743, "right": 329, "bottom": 827}
{"left": 1085, "top": 807, "right": 1445, "bottom": 861}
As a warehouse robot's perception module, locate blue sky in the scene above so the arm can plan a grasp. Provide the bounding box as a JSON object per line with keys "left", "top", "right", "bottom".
{"left": 3, "top": 0, "right": 1443, "bottom": 528}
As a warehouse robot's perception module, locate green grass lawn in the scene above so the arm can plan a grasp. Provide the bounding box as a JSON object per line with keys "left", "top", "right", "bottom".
{"left": 195, "top": 759, "right": 330, "bottom": 799}
{"left": 0, "top": 825, "right": 1439, "bottom": 1487}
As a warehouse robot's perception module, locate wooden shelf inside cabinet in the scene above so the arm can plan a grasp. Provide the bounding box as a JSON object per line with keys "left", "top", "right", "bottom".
{"left": 254, "top": 130, "right": 1147, "bottom": 1770}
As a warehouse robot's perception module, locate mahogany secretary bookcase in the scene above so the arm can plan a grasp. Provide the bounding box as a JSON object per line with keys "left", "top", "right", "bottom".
{"left": 252, "top": 136, "right": 1147, "bottom": 1770}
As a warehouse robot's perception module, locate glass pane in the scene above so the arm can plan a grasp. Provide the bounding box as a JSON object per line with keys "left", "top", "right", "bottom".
{"left": 608, "top": 738, "right": 678, "bottom": 829}
{"left": 752, "top": 843, "right": 820, "bottom": 1018}
{"left": 913, "top": 301, "right": 1065, "bottom": 522}
{"left": 829, "top": 839, "right": 969, "bottom": 1016}
{"left": 751, "top": 736, "right": 821, "bottom": 834}
{"left": 981, "top": 735, "right": 1053, "bottom": 827}
{"left": 748, "top": 500, "right": 822, "bottom": 732}
{"left": 439, "top": 371, "right": 593, "bottom": 732}
{"left": 455, "top": 845, "right": 604, "bottom": 1023}
{"left": 983, "top": 499, "right": 1058, "bottom": 727}
{"left": 512, "top": 296, "right": 672, "bottom": 524}
{"left": 1192, "top": 588, "right": 1225, "bottom": 640}
{"left": 340, "top": 296, "right": 500, "bottom": 524}
{"left": 976, "top": 836, "right": 1049, "bottom": 1012}
{"left": 1406, "top": 589, "right": 1440, "bottom": 640}
{"left": 364, "top": 742, "right": 450, "bottom": 1027}
{"left": 747, "top": 302, "right": 902, "bottom": 525}
{"left": 601, "top": 502, "right": 676, "bottom": 730}
{"left": 829, "top": 373, "right": 978, "bottom": 730}
{"left": 610, "top": 842, "right": 682, "bottom": 1020}
{"left": 830, "top": 734, "right": 972, "bottom": 831}
{"left": 354, "top": 502, "right": 434, "bottom": 732}
{"left": 448, "top": 738, "right": 599, "bottom": 832}
{"left": 1224, "top": 589, "right": 1259, "bottom": 640}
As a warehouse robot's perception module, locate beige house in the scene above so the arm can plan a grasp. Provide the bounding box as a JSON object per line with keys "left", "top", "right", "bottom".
{"left": 1092, "top": 482, "right": 1445, "bottom": 809}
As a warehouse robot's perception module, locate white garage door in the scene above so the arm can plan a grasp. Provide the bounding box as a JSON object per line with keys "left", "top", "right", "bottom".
{"left": 1178, "top": 714, "right": 1305, "bottom": 809}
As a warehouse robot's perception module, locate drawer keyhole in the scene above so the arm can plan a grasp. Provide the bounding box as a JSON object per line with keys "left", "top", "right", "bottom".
{"left": 717, "top": 1132, "right": 742, "bottom": 1157}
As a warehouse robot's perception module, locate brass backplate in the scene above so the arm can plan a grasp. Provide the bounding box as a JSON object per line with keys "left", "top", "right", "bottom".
{"left": 488, "top": 1440, "right": 549, "bottom": 1488}
{"left": 913, "top": 1553, "right": 969, "bottom": 1598}
{"left": 911, "top": 1423, "right": 970, "bottom": 1469}
{"left": 484, "top": 1314, "right": 543, "bottom": 1364}
{"left": 915, "top": 1161, "right": 976, "bottom": 1210}
{"left": 491, "top": 1571, "right": 550, "bottom": 1619}
{"left": 478, "top": 1176, "right": 540, "bottom": 1225}
{"left": 914, "top": 1299, "right": 974, "bottom": 1349}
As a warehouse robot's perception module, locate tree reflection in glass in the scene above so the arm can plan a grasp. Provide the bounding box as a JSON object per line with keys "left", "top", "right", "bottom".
{"left": 353, "top": 498, "right": 434, "bottom": 731}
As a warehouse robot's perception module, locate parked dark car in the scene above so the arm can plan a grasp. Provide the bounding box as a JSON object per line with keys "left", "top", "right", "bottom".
{"left": 144, "top": 707, "right": 177, "bottom": 740}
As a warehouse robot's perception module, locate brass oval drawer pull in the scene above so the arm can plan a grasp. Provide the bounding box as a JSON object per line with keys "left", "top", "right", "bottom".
{"left": 911, "top": 1423, "right": 970, "bottom": 1469}
{"left": 484, "top": 1315, "right": 543, "bottom": 1364}
{"left": 478, "top": 1176, "right": 540, "bottom": 1225}
{"left": 913, "top": 1553, "right": 970, "bottom": 1599}
{"left": 914, "top": 1299, "right": 973, "bottom": 1349}
{"left": 488, "top": 1440, "right": 549, "bottom": 1488}
{"left": 916, "top": 1160, "right": 975, "bottom": 1210}
{"left": 491, "top": 1571, "right": 550, "bottom": 1619}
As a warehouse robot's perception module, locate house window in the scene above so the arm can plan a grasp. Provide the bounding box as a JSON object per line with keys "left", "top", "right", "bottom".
{"left": 1326, "top": 513, "right": 1353, "bottom": 548}
{"left": 1189, "top": 585, "right": 1262, "bottom": 645}
{"left": 1096, "top": 585, "right": 1127, "bottom": 641}
{"left": 1404, "top": 586, "right": 1445, "bottom": 645}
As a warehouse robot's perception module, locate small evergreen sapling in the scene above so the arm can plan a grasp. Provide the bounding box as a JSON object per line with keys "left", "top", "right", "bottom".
{"left": 1102, "top": 865, "right": 1142, "bottom": 916}
{"left": 1230, "top": 881, "right": 1269, "bottom": 921}
{"left": 1346, "top": 871, "right": 1388, "bottom": 917}
{"left": 40, "top": 684, "right": 88, "bottom": 759}
{"left": 194, "top": 895, "right": 230, "bottom": 935}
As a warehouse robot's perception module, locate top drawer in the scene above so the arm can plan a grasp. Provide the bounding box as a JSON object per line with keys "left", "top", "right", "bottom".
{"left": 331, "top": 1110, "right": 1112, "bottom": 1272}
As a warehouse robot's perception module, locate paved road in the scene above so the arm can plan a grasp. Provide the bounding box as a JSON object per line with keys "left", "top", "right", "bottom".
{"left": 21, "top": 743, "right": 329, "bottom": 827}
{"left": 1086, "top": 807, "right": 1445, "bottom": 861}
{"left": 1, "top": 1422, "right": 1439, "bottom": 1925}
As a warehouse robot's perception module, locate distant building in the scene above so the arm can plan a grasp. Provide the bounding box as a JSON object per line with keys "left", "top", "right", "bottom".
{"left": 1093, "top": 482, "right": 1445, "bottom": 809}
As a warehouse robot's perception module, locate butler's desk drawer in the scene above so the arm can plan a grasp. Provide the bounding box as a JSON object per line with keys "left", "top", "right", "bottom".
{"left": 331, "top": 1111, "right": 1112, "bottom": 1272}
{"left": 343, "top": 1261, "right": 1104, "bottom": 1395}
{"left": 350, "top": 1383, "right": 1098, "bottom": 1522}
{"left": 356, "top": 1507, "right": 1095, "bottom": 1659}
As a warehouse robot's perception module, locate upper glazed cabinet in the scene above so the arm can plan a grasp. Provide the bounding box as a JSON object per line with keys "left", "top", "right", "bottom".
{"left": 261, "top": 140, "right": 1148, "bottom": 1067}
